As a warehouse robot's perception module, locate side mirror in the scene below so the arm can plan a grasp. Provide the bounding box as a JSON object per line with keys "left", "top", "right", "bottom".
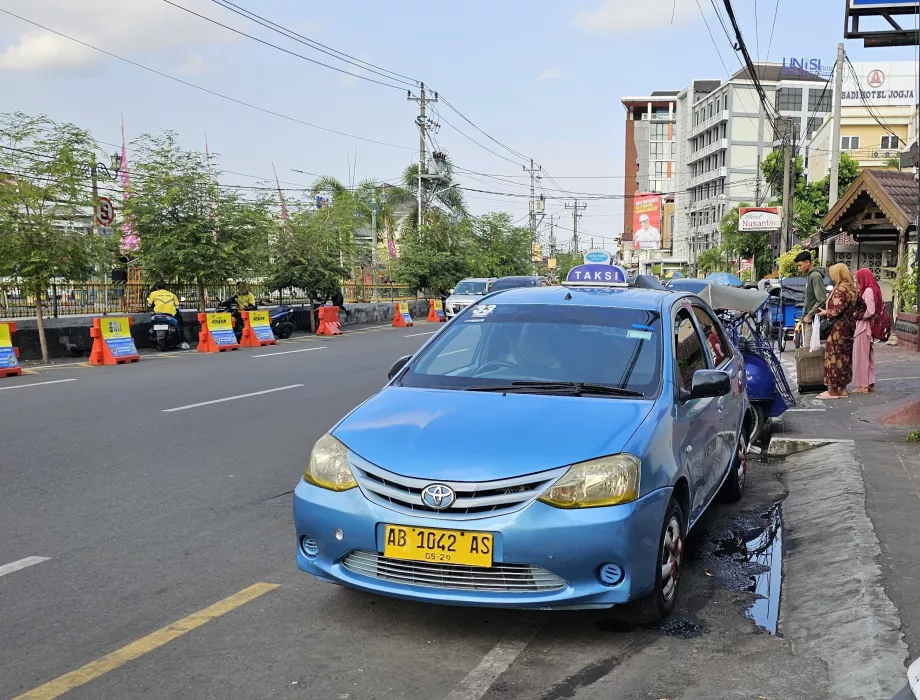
{"left": 449, "top": 288, "right": 455, "bottom": 295}
{"left": 388, "top": 355, "right": 412, "bottom": 381}
{"left": 685, "top": 369, "right": 732, "bottom": 401}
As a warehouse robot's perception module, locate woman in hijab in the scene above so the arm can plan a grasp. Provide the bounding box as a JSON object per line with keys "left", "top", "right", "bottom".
{"left": 816, "top": 264, "right": 864, "bottom": 399}
{"left": 852, "top": 268, "right": 882, "bottom": 393}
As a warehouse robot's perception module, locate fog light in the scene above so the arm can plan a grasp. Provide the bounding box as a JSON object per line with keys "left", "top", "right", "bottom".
{"left": 334, "top": 528, "right": 344, "bottom": 541}
{"left": 599, "top": 563, "right": 624, "bottom": 586}
{"left": 300, "top": 536, "right": 319, "bottom": 557}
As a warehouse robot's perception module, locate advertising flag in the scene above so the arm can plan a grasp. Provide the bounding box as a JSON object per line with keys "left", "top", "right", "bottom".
{"left": 118, "top": 115, "right": 139, "bottom": 252}
{"left": 385, "top": 218, "right": 398, "bottom": 258}
{"left": 632, "top": 194, "right": 663, "bottom": 251}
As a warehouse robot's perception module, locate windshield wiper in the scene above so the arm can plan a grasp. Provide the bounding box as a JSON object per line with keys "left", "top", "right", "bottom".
{"left": 466, "top": 381, "right": 644, "bottom": 397}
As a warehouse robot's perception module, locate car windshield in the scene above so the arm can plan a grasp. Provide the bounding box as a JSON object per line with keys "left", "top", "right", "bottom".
{"left": 452, "top": 281, "right": 488, "bottom": 295}
{"left": 490, "top": 278, "right": 538, "bottom": 291}
{"left": 398, "top": 303, "right": 661, "bottom": 396}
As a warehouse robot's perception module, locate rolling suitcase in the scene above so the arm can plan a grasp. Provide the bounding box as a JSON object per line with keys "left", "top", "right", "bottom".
{"left": 795, "top": 346, "right": 825, "bottom": 393}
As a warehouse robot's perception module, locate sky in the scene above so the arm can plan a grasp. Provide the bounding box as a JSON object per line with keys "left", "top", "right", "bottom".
{"left": 1, "top": 0, "right": 918, "bottom": 253}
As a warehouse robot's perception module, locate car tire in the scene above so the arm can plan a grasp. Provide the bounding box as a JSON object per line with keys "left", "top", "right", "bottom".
{"left": 620, "top": 498, "right": 684, "bottom": 624}
{"left": 719, "top": 433, "right": 748, "bottom": 503}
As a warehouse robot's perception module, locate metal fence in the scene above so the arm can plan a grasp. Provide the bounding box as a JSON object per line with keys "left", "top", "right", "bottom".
{"left": 0, "top": 282, "right": 416, "bottom": 319}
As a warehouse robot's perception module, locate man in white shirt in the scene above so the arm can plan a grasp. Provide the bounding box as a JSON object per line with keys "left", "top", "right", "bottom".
{"left": 633, "top": 214, "right": 661, "bottom": 250}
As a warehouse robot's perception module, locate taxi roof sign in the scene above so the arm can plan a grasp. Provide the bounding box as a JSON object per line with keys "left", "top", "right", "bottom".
{"left": 563, "top": 264, "right": 628, "bottom": 287}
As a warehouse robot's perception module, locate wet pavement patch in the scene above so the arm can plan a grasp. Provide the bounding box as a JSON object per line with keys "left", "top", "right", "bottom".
{"left": 712, "top": 504, "right": 784, "bottom": 634}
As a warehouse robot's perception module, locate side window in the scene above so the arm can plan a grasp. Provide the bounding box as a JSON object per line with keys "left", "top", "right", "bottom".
{"left": 674, "top": 309, "right": 708, "bottom": 391}
{"left": 692, "top": 306, "right": 730, "bottom": 366}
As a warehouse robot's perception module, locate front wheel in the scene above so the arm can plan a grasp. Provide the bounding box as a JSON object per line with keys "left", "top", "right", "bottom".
{"left": 719, "top": 433, "right": 748, "bottom": 503}
{"left": 621, "top": 498, "right": 684, "bottom": 623}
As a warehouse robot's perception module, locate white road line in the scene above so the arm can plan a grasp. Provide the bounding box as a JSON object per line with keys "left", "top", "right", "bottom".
{"left": 0, "top": 378, "right": 77, "bottom": 391}
{"left": 876, "top": 376, "right": 920, "bottom": 382}
{"left": 252, "top": 347, "right": 327, "bottom": 359}
{"left": 0, "top": 556, "right": 50, "bottom": 578}
{"left": 405, "top": 331, "right": 437, "bottom": 338}
{"left": 162, "top": 384, "right": 304, "bottom": 412}
{"left": 786, "top": 408, "right": 826, "bottom": 412}
{"left": 444, "top": 620, "right": 542, "bottom": 700}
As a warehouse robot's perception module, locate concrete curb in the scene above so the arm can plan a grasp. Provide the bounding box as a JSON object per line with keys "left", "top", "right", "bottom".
{"left": 767, "top": 437, "right": 854, "bottom": 457}
{"left": 779, "top": 441, "right": 909, "bottom": 699}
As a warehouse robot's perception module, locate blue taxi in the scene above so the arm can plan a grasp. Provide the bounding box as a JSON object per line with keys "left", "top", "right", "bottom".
{"left": 293, "top": 265, "right": 751, "bottom": 620}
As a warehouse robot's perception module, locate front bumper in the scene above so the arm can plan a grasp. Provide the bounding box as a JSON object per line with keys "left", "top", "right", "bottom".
{"left": 293, "top": 479, "right": 672, "bottom": 609}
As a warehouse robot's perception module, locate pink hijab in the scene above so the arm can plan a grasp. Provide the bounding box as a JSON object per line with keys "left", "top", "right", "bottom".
{"left": 855, "top": 268, "right": 882, "bottom": 314}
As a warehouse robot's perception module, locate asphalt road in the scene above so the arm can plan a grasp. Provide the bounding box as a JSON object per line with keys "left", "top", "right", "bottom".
{"left": 0, "top": 323, "right": 831, "bottom": 700}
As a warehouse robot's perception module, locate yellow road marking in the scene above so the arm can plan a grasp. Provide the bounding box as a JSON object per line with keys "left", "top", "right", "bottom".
{"left": 20, "top": 369, "right": 38, "bottom": 375}
{"left": 14, "top": 582, "right": 279, "bottom": 700}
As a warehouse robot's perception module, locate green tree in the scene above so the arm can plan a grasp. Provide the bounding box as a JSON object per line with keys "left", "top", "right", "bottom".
{"left": 696, "top": 247, "right": 730, "bottom": 274}
{"left": 469, "top": 213, "right": 532, "bottom": 277}
{"left": 775, "top": 245, "right": 817, "bottom": 278}
{"left": 126, "top": 132, "right": 272, "bottom": 311}
{"left": 0, "top": 112, "right": 106, "bottom": 362}
{"left": 396, "top": 214, "right": 473, "bottom": 296}
{"left": 264, "top": 203, "right": 346, "bottom": 331}
{"left": 719, "top": 203, "right": 772, "bottom": 280}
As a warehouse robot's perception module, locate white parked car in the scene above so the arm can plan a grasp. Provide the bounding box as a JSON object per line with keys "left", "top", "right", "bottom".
{"left": 444, "top": 278, "right": 496, "bottom": 318}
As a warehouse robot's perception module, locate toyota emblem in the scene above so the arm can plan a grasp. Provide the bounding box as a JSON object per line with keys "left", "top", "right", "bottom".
{"left": 421, "top": 484, "right": 456, "bottom": 510}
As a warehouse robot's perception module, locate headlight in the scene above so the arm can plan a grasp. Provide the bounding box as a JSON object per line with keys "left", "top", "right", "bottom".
{"left": 538, "top": 454, "right": 640, "bottom": 508}
{"left": 303, "top": 434, "right": 357, "bottom": 491}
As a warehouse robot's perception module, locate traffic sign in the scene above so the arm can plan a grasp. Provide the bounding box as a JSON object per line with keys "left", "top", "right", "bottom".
{"left": 96, "top": 197, "right": 116, "bottom": 226}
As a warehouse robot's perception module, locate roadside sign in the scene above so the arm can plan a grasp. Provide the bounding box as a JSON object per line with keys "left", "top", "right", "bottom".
{"left": 0, "top": 323, "right": 19, "bottom": 372}
{"left": 96, "top": 197, "right": 116, "bottom": 226}
{"left": 207, "top": 313, "right": 237, "bottom": 347}
{"left": 100, "top": 317, "right": 138, "bottom": 357}
{"left": 248, "top": 310, "right": 275, "bottom": 343}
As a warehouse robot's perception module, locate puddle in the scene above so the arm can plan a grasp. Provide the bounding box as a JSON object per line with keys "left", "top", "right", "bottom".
{"left": 715, "top": 505, "right": 783, "bottom": 634}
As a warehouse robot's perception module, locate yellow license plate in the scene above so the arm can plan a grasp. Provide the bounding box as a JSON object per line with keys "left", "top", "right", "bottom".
{"left": 383, "top": 525, "right": 493, "bottom": 568}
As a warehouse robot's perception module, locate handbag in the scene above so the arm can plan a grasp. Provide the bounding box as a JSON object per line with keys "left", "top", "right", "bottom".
{"left": 819, "top": 316, "right": 837, "bottom": 341}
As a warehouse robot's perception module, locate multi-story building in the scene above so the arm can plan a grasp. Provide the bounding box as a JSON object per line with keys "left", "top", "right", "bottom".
{"left": 620, "top": 92, "right": 678, "bottom": 259}
{"left": 807, "top": 61, "right": 919, "bottom": 181}
{"left": 670, "top": 65, "right": 829, "bottom": 267}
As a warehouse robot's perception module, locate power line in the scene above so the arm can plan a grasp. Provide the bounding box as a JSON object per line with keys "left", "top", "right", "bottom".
{"left": 208, "top": 0, "right": 419, "bottom": 86}
{"left": 160, "top": 0, "right": 408, "bottom": 91}
{"left": 0, "top": 9, "right": 414, "bottom": 152}
{"left": 765, "top": 0, "right": 781, "bottom": 62}
{"left": 693, "top": 0, "right": 733, "bottom": 76}
{"left": 844, "top": 57, "right": 900, "bottom": 141}
{"left": 429, "top": 106, "right": 527, "bottom": 167}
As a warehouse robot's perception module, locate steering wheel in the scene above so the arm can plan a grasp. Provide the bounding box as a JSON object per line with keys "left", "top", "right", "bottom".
{"left": 474, "top": 360, "right": 517, "bottom": 376}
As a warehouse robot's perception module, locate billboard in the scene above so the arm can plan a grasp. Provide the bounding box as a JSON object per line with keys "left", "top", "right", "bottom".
{"left": 850, "top": 0, "right": 918, "bottom": 7}
{"left": 842, "top": 61, "right": 918, "bottom": 107}
{"left": 739, "top": 207, "right": 782, "bottom": 232}
{"left": 632, "top": 193, "right": 663, "bottom": 251}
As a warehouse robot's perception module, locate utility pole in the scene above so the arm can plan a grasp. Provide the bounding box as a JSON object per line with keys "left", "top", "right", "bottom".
{"left": 829, "top": 43, "right": 845, "bottom": 208}
{"left": 780, "top": 134, "right": 793, "bottom": 256}
{"left": 549, "top": 215, "right": 556, "bottom": 257}
{"left": 90, "top": 165, "right": 99, "bottom": 237}
{"left": 370, "top": 201, "right": 379, "bottom": 320}
{"left": 565, "top": 200, "right": 587, "bottom": 255}
{"left": 524, "top": 159, "right": 542, "bottom": 274}
{"left": 408, "top": 83, "right": 437, "bottom": 234}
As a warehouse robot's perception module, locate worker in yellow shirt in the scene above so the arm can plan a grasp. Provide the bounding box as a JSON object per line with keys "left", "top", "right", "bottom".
{"left": 147, "top": 282, "right": 189, "bottom": 349}
{"left": 234, "top": 282, "right": 256, "bottom": 310}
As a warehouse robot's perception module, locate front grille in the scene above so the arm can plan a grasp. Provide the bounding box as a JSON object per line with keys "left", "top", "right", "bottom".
{"left": 349, "top": 454, "right": 567, "bottom": 520}
{"left": 342, "top": 551, "right": 566, "bottom": 592}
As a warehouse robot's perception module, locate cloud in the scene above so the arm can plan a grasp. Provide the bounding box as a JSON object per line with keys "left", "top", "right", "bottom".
{"left": 574, "top": 0, "right": 702, "bottom": 33}
{"left": 338, "top": 74, "right": 358, "bottom": 89}
{"left": 0, "top": 0, "right": 238, "bottom": 72}
{"left": 537, "top": 68, "right": 562, "bottom": 82}
{"left": 177, "top": 55, "right": 207, "bottom": 76}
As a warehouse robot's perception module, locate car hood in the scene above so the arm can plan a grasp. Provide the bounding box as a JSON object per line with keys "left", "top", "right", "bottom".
{"left": 333, "top": 387, "right": 654, "bottom": 481}
{"left": 445, "top": 294, "right": 482, "bottom": 305}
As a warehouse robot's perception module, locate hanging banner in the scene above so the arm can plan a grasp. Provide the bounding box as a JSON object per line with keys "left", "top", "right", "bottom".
{"left": 207, "top": 312, "right": 237, "bottom": 347}
{"left": 632, "top": 194, "right": 663, "bottom": 250}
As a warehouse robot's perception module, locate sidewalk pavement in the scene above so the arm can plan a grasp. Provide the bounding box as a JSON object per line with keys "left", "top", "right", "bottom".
{"left": 777, "top": 343, "right": 920, "bottom": 657}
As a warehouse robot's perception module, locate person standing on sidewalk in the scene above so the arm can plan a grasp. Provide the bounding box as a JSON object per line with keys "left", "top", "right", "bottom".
{"left": 852, "top": 268, "right": 882, "bottom": 394}
{"left": 816, "top": 264, "right": 864, "bottom": 400}
{"left": 795, "top": 251, "right": 827, "bottom": 338}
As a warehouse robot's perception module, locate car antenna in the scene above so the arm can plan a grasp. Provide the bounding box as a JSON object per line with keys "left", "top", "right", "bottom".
{"left": 564, "top": 292, "right": 572, "bottom": 300}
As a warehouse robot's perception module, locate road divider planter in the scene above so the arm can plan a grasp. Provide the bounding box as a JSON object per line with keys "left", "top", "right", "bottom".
{"left": 89, "top": 317, "right": 140, "bottom": 366}
{"left": 240, "top": 310, "right": 277, "bottom": 347}
{"left": 0, "top": 322, "right": 22, "bottom": 378}
{"left": 392, "top": 301, "right": 414, "bottom": 328}
{"left": 427, "top": 299, "right": 446, "bottom": 323}
{"left": 198, "top": 312, "right": 240, "bottom": 353}
{"left": 316, "top": 306, "right": 342, "bottom": 336}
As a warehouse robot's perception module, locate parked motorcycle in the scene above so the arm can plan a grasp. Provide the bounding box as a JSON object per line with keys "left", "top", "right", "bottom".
{"left": 149, "top": 314, "right": 182, "bottom": 351}
{"left": 216, "top": 298, "right": 255, "bottom": 342}
{"left": 268, "top": 304, "right": 297, "bottom": 339}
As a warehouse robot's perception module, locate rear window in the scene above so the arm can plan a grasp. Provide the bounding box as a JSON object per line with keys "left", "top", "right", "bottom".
{"left": 400, "top": 303, "right": 662, "bottom": 396}
{"left": 490, "top": 277, "right": 539, "bottom": 291}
